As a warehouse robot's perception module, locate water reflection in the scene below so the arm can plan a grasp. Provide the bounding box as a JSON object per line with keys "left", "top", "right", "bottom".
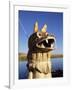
{"left": 19, "top": 58, "right": 63, "bottom": 79}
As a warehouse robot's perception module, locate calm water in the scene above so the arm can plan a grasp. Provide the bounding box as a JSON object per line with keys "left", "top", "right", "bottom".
{"left": 19, "top": 58, "right": 63, "bottom": 79}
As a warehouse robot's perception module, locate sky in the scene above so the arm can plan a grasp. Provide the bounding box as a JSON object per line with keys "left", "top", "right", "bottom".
{"left": 18, "top": 10, "right": 63, "bottom": 54}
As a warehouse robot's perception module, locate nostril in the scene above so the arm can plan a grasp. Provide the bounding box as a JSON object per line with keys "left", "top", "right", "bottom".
{"left": 46, "top": 32, "right": 48, "bottom": 36}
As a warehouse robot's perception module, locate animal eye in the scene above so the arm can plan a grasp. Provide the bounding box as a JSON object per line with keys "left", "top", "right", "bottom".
{"left": 37, "top": 32, "right": 42, "bottom": 38}
{"left": 39, "top": 33, "right": 41, "bottom": 36}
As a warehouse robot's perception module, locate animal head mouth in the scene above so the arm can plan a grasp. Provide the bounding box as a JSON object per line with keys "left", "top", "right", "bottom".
{"left": 36, "top": 36, "right": 55, "bottom": 50}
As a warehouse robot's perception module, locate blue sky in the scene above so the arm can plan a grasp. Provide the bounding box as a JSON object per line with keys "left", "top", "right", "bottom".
{"left": 19, "top": 10, "right": 63, "bottom": 54}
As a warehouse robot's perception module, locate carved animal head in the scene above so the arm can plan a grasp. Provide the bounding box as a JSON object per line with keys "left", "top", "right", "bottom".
{"left": 28, "top": 22, "right": 56, "bottom": 52}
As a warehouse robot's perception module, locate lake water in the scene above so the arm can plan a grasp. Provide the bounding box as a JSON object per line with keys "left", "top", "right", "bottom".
{"left": 19, "top": 58, "right": 63, "bottom": 79}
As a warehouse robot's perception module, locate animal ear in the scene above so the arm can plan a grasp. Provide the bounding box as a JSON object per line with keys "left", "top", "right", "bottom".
{"left": 41, "top": 24, "right": 47, "bottom": 33}
{"left": 34, "top": 21, "right": 38, "bottom": 32}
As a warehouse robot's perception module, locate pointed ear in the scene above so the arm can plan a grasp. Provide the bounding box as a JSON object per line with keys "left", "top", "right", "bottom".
{"left": 41, "top": 24, "right": 47, "bottom": 33}
{"left": 34, "top": 21, "right": 38, "bottom": 32}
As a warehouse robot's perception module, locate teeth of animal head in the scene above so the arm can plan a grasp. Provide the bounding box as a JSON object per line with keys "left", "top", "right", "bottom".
{"left": 41, "top": 44, "right": 45, "bottom": 48}
{"left": 46, "top": 39, "right": 48, "bottom": 43}
{"left": 51, "top": 43, "right": 54, "bottom": 48}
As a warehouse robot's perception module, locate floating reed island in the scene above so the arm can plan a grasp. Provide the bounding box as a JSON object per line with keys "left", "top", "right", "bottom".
{"left": 19, "top": 53, "right": 63, "bottom": 61}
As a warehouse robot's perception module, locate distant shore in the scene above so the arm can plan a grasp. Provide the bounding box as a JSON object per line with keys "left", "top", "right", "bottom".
{"left": 19, "top": 53, "right": 63, "bottom": 61}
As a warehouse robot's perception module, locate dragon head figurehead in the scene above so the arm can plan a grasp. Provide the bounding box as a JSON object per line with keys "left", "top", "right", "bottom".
{"left": 28, "top": 22, "right": 55, "bottom": 52}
